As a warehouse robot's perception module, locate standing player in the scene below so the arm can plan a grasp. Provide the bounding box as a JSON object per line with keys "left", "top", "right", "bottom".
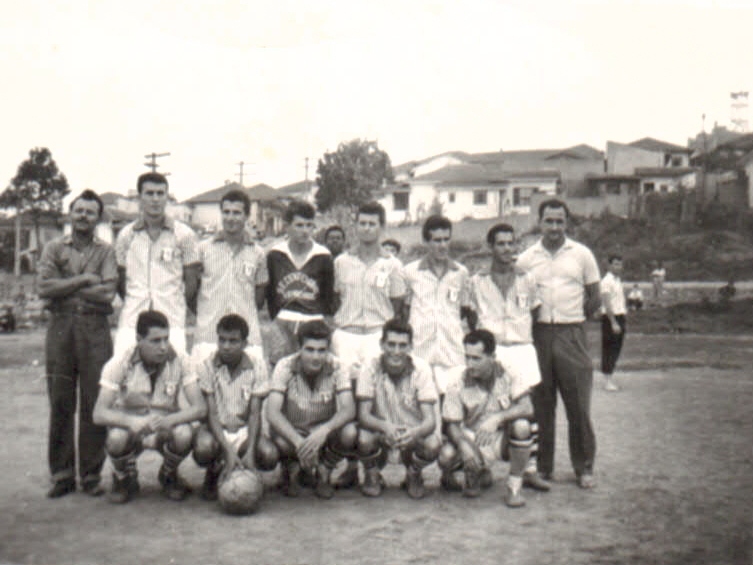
{"left": 37, "top": 190, "right": 117, "bottom": 498}
{"left": 517, "top": 199, "right": 601, "bottom": 489}
{"left": 193, "top": 189, "right": 268, "bottom": 359}
{"left": 600, "top": 255, "right": 627, "bottom": 391}
{"left": 323, "top": 225, "right": 346, "bottom": 259}
{"left": 265, "top": 320, "right": 357, "bottom": 499}
{"left": 466, "top": 223, "right": 550, "bottom": 492}
{"left": 192, "top": 315, "right": 278, "bottom": 500}
{"left": 265, "top": 200, "right": 335, "bottom": 364}
{"left": 355, "top": 319, "right": 440, "bottom": 499}
{"left": 330, "top": 201, "right": 406, "bottom": 489}
{"left": 93, "top": 310, "right": 206, "bottom": 503}
{"left": 114, "top": 172, "right": 200, "bottom": 355}
{"left": 440, "top": 330, "right": 536, "bottom": 507}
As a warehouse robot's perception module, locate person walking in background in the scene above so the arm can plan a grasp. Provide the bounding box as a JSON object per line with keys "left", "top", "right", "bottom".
{"left": 600, "top": 255, "right": 627, "bottom": 392}
{"left": 651, "top": 260, "right": 665, "bottom": 301}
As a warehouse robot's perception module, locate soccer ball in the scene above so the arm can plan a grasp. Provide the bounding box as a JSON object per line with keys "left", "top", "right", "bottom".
{"left": 218, "top": 469, "right": 264, "bottom": 515}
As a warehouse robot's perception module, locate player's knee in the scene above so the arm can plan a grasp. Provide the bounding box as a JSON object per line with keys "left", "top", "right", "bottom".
{"left": 337, "top": 422, "right": 358, "bottom": 451}
{"left": 357, "top": 428, "right": 379, "bottom": 456}
{"left": 256, "top": 437, "right": 279, "bottom": 471}
{"left": 510, "top": 418, "right": 531, "bottom": 440}
{"left": 420, "top": 434, "right": 441, "bottom": 460}
{"left": 437, "top": 442, "right": 457, "bottom": 470}
{"left": 192, "top": 429, "right": 218, "bottom": 466}
{"left": 169, "top": 424, "right": 194, "bottom": 454}
{"left": 271, "top": 433, "right": 295, "bottom": 458}
{"left": 105, "top": 427, "right": 133, "bottom": 456}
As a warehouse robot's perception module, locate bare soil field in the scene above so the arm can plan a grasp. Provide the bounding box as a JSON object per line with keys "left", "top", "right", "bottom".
{"left": 1, "top": 328, "right": 751, "bottom": 565}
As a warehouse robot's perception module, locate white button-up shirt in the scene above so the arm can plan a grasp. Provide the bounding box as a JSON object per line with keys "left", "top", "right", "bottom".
{"left": 516, "top": 238, "right": 600, "bottom": 324}
{"left": 600, "top": 272, "right": 626, "bottom": 316}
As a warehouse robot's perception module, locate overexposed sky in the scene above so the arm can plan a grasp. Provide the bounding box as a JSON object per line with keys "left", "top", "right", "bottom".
{"left": 1, "top": 0, "right": 751, "bottom": 202}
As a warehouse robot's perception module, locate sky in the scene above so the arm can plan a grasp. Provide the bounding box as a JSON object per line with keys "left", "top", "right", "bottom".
{"left": 1, "top": 0, "right": 751, "bottom": 203}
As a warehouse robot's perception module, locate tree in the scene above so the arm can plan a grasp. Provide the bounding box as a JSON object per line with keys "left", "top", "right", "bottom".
{"left": 315, "top": 139, "right": 394, "bottom": 212}
{"left": 0, "top": 148, "right": 70, "bottom": 275}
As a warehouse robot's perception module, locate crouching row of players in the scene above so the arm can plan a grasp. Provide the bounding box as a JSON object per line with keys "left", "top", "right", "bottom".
{"left": 92, "top": 310, "right": 537, "bottom": 509}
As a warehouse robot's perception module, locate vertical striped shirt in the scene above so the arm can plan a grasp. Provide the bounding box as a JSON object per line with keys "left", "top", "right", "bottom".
{"left": 442, "top": 363, "right": 515, "bottom": 431}
{"left": 269, "top": 352, "right": 351, "bottom": 432}
{"left": 403, "top": 257, "right": 470, "bottom": 369}
{"left": 469, "top": 268, "right": 540, "bottom": 345}
{"left": 195, "top": 231, "right": 268, "bottom": 345}
{"left": 356, "top": 354, "right": 438, "bottom": 428}
{"left": 197, "top": 350, "right": 269, "bottom": 432}
{"left": 334, "top": 249, "right": 406, "bottom": 330}
{"left": 100, "top": 344, "right": 196, "bottom": 413}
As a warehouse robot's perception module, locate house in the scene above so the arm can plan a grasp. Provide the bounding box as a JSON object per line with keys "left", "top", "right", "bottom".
{"left": 0, "top": 211, "right": 64, "bottom": 273}
{"left": 275, "top": 179, "right": 318, "bottom": 204}
{"left": 184, "top": 181, "right": 282, "bottom": 235}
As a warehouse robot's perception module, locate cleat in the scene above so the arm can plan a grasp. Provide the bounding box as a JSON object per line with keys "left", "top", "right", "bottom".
{"left": 158, "top": 467, "right": 190, "bottom": 501}
{"left": 604, "top": 379, "right": 619, "bottom": 392}
{"left": 578, "top": 473, "right": 596, "bottom": 489}
{"left": 280, "top": 461, "right": 302, "bottom": 497}
{"left": 405, "top": 467, "right": 426, "bottom": 500}
{"left": 523, "top": 471, "right": 551, "bottom": 492}
{"left": 440, "top": 470, "right": 463, "bottom": 492}
{"left": 360, "top": 468, "right": 384, "bottom": 497}
{"left": 314, "top": 465, "right": 335, "bottom": 499}
{"left": 334, "top": 462, "right": 360, "bottom": 490}
{"left": 463, "top": 470, "right": 481, "bottom": 498}
{"left": 81, "top": 479, "right": 105, "bottom": 497}
{"left": 47, "top": 478, "right": 76, "bottom": 499}
{"left": 200, "top": 467, "right": 221, "bottom": 501}
{"left": 504, "top": 484, "right": 526, "bottom": 508}
{"left": 108, "top": 473, "right": 136, "bottom": 504}
{"left": 479, "top": 468, "right": 493, "bottom": 490}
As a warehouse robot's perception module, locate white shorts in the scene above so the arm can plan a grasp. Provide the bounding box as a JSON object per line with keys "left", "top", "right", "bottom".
{"left": 495, "top": 343, "right": 542, "bottom": 399}
{"left": 114, "top": 324, "right": 187, "bottom": 358}
{"left": 331, "top": 328, "right": 382, "bottom": 381}
{"left": 223, "top": 427, "right": 249, "bottom": 452}
{"left": 431, "top": 365, "right": 461, "bottom": 396}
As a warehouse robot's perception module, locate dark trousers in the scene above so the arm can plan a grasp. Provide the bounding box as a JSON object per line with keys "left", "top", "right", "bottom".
{"left": 601, "top": 315, "right": 626, "bottom": 375}
{"left": 531, "top": 323, "right": 595, "bottom": 477}
{"left": 46, "top": 313, "right": 113, "bottom": 483}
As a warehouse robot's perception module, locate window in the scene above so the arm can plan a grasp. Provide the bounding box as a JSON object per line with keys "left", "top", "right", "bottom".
{"left": 448, "top": 192, "right": 455, "bottom": 203}
{"left": 643, "top": 182, "right": 655, "bottom": 193}
{"left": 671, "top": 156, "right": 683, "bottom": 167}
{"left": 513, "top": 187, "right": 534, "bottom": 207}
{"left": 393, "top": 192, "right": 409, "bottom": 211}
{"left": 660, "top": 184, "right": 669, "bottom": 193}
{"left": 473, "top": 190, "right": 487, "bottom": 206}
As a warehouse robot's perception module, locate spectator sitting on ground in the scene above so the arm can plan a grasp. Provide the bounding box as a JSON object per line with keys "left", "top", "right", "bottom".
{"left": 627, "top": 284, "right": 644, "bottom": 311}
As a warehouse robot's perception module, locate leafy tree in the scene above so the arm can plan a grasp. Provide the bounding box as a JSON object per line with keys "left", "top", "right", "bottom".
{"left": 0, "top": 148, "right": 70, "bottom": 274}
{"left": 315, "top": 139, "right": 394, "bottom": 212}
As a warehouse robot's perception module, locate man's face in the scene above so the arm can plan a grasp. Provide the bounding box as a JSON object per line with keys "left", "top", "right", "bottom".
{"left": 140, "top": 181, "right": 168, "bottom": 218}
{"left": 356, "top": 213, "right": 381, "bottom": 245}
{"left": 539, "top": 206, "right": 567, "bottom": 247}
{"left": 610, "top": 259, "right": 623, "bottom": 276}
{"left": 427, "top": 228, "right": 451, "bottom": 261}
{"left": 217, "top": 328, "right": 246, "bottom": 366}
{"left": 491, "top": 230, "right": 517, "bottom": 265}
{"left": 299, "top": 337, "right": 330, "bottom": 375}
{"left": 464, "top": 341, "right": 495, "bottom": 380}
{"left": 382, "top": 243, "right": 397, "bottom": 257}
{"left": 221, "top": 200, "right": 248, "bottom": 236}
{"left": 70, "top": 198, "right": 100, "bottom": 236}
{"left": 381, "top": 331, "right": 412, "bottom": 372}
{"left": 325, "top": 230, "right": 345, "bottom": 255}
{"left": 287, "top": 215, "right": 315, "bottom": 246}
{"left": 137, "top": 326, "right": 170, "bottom": 366}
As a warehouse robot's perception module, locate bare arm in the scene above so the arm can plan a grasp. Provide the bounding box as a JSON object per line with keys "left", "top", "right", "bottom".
{"left": 358, "top": 398, "right": 393, "bottom": 435}
{"left": 394, "top": 402, "right": 436, "bottom": 448}
{"left": 311, "top": 390, "right": 356, "bottom": 437}
{"left": 584, "top": 282, "right": 602, "bottom": 319}
{"left": 266, "top": 391, "right": 305, "bottom": 449}
{"left": 242, "top": 396, "right": 263, "bottom": 470}
{"left": 601, "top": 289, "right": 621, "bottom": 332}
{"left": 161, "top": 381, "right": 207, "bottom": 428}
{"left": 37, "top": 273, "right": 100, "bottom": 299}
{"left": 93, "top": 387, "right": 151, "bottom": 434}
{"left": 77, "top": 280, "right": 117, "bottom": 305}
{"left": 205, "top": 392, "right": 244, "bottom": 470}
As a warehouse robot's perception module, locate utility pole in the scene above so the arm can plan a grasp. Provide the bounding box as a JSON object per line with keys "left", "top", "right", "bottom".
{"left": 304, "top": 157, "right": 310, "bottom": 193}
{"left": 235, "top": 161, "right": 254, "bottom": 187}
{"left": 144, "top": 152, "right": 171, "bottom": 175}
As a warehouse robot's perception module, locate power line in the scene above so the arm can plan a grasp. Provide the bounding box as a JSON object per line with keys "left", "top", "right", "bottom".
{"left": 144, "top": 152, "right": 171, "bottom": 175}
{"left": 235, "top": 161, "right": 255, "bottom": 186}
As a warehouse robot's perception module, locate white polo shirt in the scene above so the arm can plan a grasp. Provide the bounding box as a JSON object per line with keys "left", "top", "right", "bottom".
{"left": 516, "top": 238, "right": 600, "bottom": 324}
{"left": 600, "top": 272, "right": 626, "bottom": 316}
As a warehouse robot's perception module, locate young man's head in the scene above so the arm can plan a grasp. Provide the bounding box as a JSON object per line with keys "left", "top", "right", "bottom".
{"left": 296, "top": 319, "right": 331, "bottom": 375}
{"left": 137, "top": 172, "right": 169, "bottom": 219}
{"left": 607, "top": 254, "right": 623, "bottom": 276}
{"left": 69, "top": 190, "right": 104, "bottom": 236}
{"left": 284, "top": 200, "right": 316, "bottom": 246}
{"left": 538, "top": 199, "right": 568, "bottom": 249}
{"left": 463, "top": 329, "right": 497, "bottom": 381}
{"left": 381, "top": 239, "right": 401, "bottom": 257}
{"left": 220, "top": 190, "right": 251, "bottom": 236}
{"left": 486, "top": 223, "right": 517, "bottom": 266}
{"left": 216, "top": 314, "right": 249, "bottom": 366}
{"left": 422, "top": 215, "right": 452, "bottom": 262}
{"left": 136, "top": 310, "right": 170, "bottom": 366}
{"left": 324, "top": 225, "right": 346, "bottom": 256}
{"left": 380, "top": 318, "right": 413, "bottom": 374}
{"left": 356, "top": 201, "right": 386, "bottom": 246}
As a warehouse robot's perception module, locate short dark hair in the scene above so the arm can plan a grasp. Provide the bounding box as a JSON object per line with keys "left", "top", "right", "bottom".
{"left": 284, "top": 200, "right": 316, "bottom": 223}
{"left": 221, "top": 189, "right": 251, "bottom": 216}
{"left": 136, "top": 310, "right": 169, "bottom": 338}
{"left": 297, "top": 319, "right": 332, "bottom": 346}
{"left": 463, "top": 329, "right": 496, "bottom": 356}
{"left": 216, "top": 314, "right": 249, "bottom": 340}
{"left": 422, "top": 215, "right": 452, "bottom": 242}
{"left": 324, "top": 225, "right": 345, "bottom": 240}
{"left": 69, "top": 189, "right": 104, "bottom": 218}
{"left": 538, "top": 198, "right": 569, "bottom": 220}
{"left": 381, "top": 318, "right": 413, "bottom": 344}
{"left": 137, "top": 172, "right": 169, "bottom": 194}
{"left": 608, "top": 254, "right": 623, "bottom": 264}
{"left": 381, "top": 239, "right": 401, "bottom": 254}
{"left": 486, "top": 223, "right": 515, "bottom": 246}
{"left": 358, "top": 201, "right": 386, "bottom": 226}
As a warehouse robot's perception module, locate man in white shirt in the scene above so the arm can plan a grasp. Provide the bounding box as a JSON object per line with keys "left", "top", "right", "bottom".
{"left": 600, "top": 255, "right": 627, "bottom": 391}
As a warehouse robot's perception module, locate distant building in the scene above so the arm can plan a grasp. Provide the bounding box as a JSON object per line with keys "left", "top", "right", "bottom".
{"left": 275, "top": 179, "right": 318, "bottom": 205}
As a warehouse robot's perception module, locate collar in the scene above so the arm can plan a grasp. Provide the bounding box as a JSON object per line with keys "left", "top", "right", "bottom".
{"left": 129, "top": 343, "right": 178, "bottom": 369}
{"left": 271, "top": 239, "right": 331, "bottom": 264}
{"left": 62, "top": 234, "right": 103, "bottom": 247}
{"left": 379, "top": 355, "right": 415, "bottom": 380}
{"left": 533, "top": 236, "right": 575, "bottom": 256}
{"left": 213, "top": 229, "right": 256, "bottom": 246}
{"left": 133, "top": 215, "right": 174, "bottom": 231}
{"left": 346, "top": 245, "right": 393, "bottom": 263}
{"left": 212, "top": 351, "right": 255, "bottom": 375}
{"left": 417, "top": 256, "right": 460, "bottom": 272}
{"left": 463, "top": 361, "right": 505, "bottom": 389}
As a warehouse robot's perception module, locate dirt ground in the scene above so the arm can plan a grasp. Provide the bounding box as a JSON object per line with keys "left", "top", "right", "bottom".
{"left": 1, "top": 328, "right": 751, "bottom": 565}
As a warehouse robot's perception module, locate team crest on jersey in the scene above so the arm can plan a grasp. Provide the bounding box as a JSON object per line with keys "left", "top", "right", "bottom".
{"left": 161, "top": 247, "right": 175, "bottom": 262}
{"left": 241, "top": 385, "right": 252, "bottom": 400}
{"left": 277, "top": 272, "right": 319, "bottom": 302}
{"left": 165, "top": 382, "right": 177, "bottom": 397}
{"left": 242, "top": 261, "right": 255, "bottom": 279}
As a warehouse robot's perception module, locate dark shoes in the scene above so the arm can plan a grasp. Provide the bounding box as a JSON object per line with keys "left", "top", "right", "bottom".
{"left": 201, "top": 467, "right": 221, "bottom": 501}
{"left": 440, "top": 470, "right": 463, "bottom": 492}
{"left": 81, "top": 479, "right": 105, "bottom": 497}
{"left": 47, "top": 478, "right": 76, "bottom": 499}
{"left": 404, "top": 467, "right": 426, "bottom": 500}
{"left": 108, "top": 473, "right": 140, "bottom": 504}
{"left": 361, "top": 468, "right": 385, "bottom": 497}
{"left": 334, "top": 462, "right": 360, "bottom": 490}
{"left": 280, "top": 461, "right": 302, "bottom": 498}
{"left": 158, "top": 466, "right": 190, "bottom": 501}
{"left": 463, "top": 470, "right": 481, "bottom": 498}
{"left": 314, "top": 464, "right": 335, "bottom": 500}
{"left": 577, "top": 473, "right": 596, "bottom": 489}
{"left": 523, "top": 471, "right": 552, "bottom": 492}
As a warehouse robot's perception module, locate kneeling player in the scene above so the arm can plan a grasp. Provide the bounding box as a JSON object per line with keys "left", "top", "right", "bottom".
{"left": 438, "top": 330, "right": 534, "bottom": 507}
{"left": 356, "top": 319, "right": 440, "bottom": 499}
{"left": 266, "top": 320, "right": 357, "bottom": 499}
{"left": 192, "top": 314, "right": 279, "bottom": 500}
{"left": 93, "top": 310, "right": 206, "bottom": 503}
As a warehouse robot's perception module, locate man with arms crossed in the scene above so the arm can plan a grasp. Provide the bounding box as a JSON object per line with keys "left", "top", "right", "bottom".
{"left": 517, "top": 199, "right": 601, "bottom": 489}
{"left": 114, "top": 172, "right": 200, "bottom": 355}
{"left": 38, "top": 190, "right": 117, "bottom": 498}
{"left": 93, "top": 310, "right": 206, "bottom": 503}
